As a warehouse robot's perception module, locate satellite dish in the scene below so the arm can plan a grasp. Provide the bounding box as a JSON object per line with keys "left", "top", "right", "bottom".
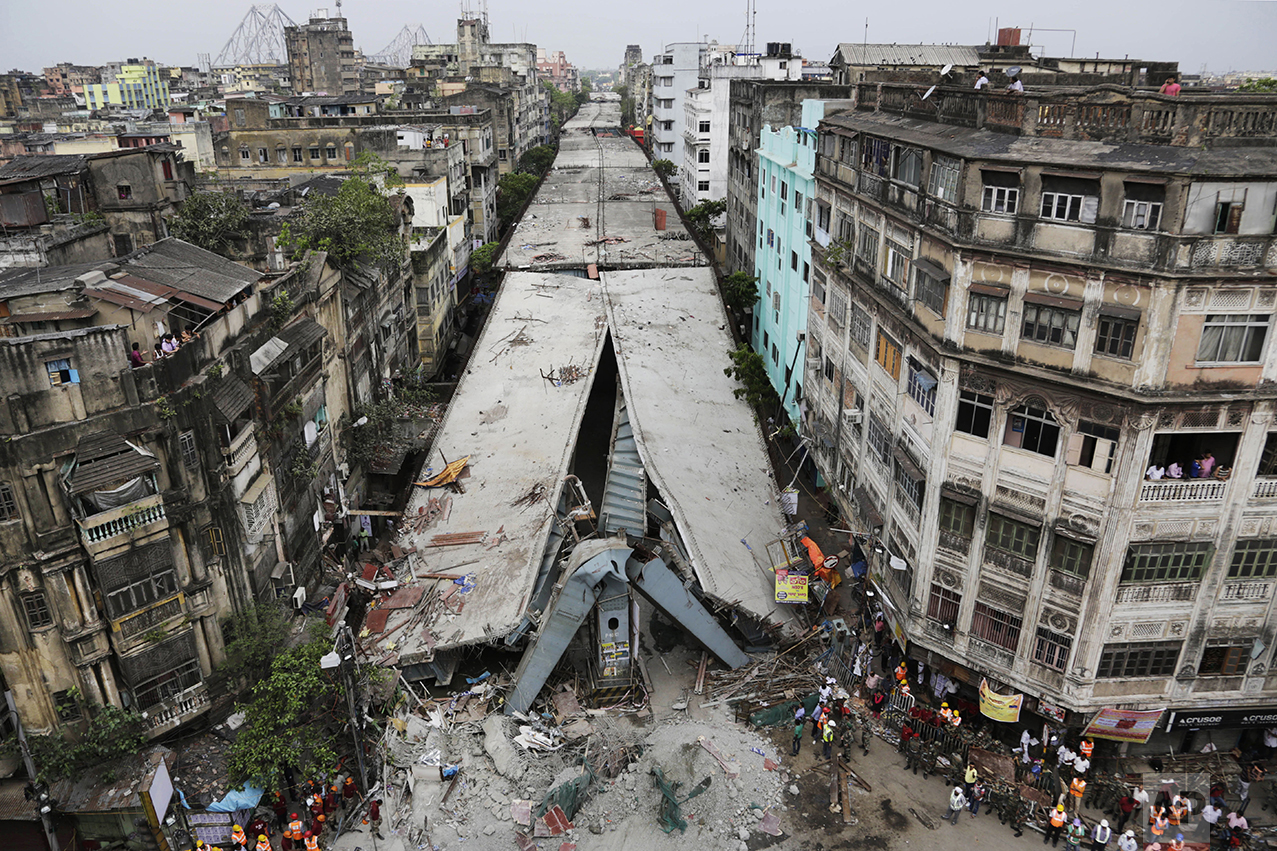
{"left": 1005, "top": 66, "right": 1023, "bottom": 77}
{"left": 940, "top": 64, "right": 953, "bottom": 76}
{"left": 922, "top": 85, "right": 937, "bottom": 100}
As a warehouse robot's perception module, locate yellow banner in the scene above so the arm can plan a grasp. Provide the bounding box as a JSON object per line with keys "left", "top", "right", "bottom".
{"left": 774, "top": 571, "right": 809, "bottom": 604}
{"left": 979, "top": 677, "right": 1023, "bottom": 723}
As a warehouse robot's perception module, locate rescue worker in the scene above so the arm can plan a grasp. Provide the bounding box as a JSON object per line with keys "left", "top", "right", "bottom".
{"left": 938, "top": 703, "right": 954, "bottom": 724}
{"left": 342, "top": 776, "right": 357, "bottom": 808}
{"left": 1070, "top": 776, "right": 1088, "bottom": 813}
{"left": 951, "top": 709, "right": 962, "bottom": 728}
{"left": 303, "top": 830, "right": 319, "bottom": 851}
{"left": 1151, "top": 808, "right": 1169, "bottom": 838}
{"left": 247, "top": 815, "right": 270, "bottom": 842}
{"left": 1169, "top": 833, "right": 1185, "bottom": 851}
{"left": 1091, "top": 819, "right": 1112, "bottom": 851}
{"left": 368, "top": 799, "right": 383, "bottom": 840}
{"left": 964, "top": 765, "right": 979, "bottom": 796}
{"left": 313, "top": 813, "right": 327, "bottom": 837}
{"left": 1117, "top": 830, "right": 1138, "bottom": 851}
{"left": 1169, "top": 795, "right": 1188, "bottom": 827}
{"left": 271, "top": 791, "right": 289, "bottom": 831}
{"left": 255, "top": 836, "right": 271, "bottom": 851}
{"left": 1045, "top": 804, "right": 1067, "bottom": 846}
{"left": 1065, "top": 818, "right": 1086, "bottom": 849}
{"left": 1149, "top": 801, "right": 1167, "bottom": 829}
{"left": 822, "top": 720, "right": 836, "bottom": 759}
{"left": 285, "top": 813, "right": 304, "bottom": 851}
{"left": 324, "top": 784, "right": 339, "bottom": 815}
{"left": 1079, "top": 738, "right": 1094, "bottom": 760}
{"left": 229, "top": 824, "right": 248, "bottom": 850}
{"left": 309, "top": 793, "right": 324, "bottom": 825}
{"left": 905, "top": 733, "right": 924, "bottom": 774}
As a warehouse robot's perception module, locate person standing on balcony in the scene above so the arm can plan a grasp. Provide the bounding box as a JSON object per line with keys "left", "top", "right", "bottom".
{"left": 1167, "top": 461, "right": 1183, "bottom": 478}
{"left": 1201, "top": 452, "right": 1216, "bottom": 477}
{"left": 1190, "top": 456, "right": 1203, "bottom": 478}
{"left": 1159, "top": 76, "right": 1182, "bottom": 96}
{"left": 974, "top": 70, "right": 989, "bottom": 90}
{"left": 1006, "top": 77, "right": 1024, "bottom": 93}
{"left": 1146, "top": 463, "right": 1165, "bottom": 480}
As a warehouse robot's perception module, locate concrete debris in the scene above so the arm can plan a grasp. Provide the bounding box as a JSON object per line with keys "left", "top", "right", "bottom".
{"left": 482, "top": 715, "right": 527, "bottom": 780}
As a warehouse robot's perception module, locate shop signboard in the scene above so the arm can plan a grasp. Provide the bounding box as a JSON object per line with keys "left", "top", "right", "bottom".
{"left": 1165, "top": 708, "right": 1277, "bottom": 731}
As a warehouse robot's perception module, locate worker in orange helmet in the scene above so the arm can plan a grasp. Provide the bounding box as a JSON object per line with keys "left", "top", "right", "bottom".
{"left": 342, "top": 776, "right": 357, "bottom": 808}
{"left": 284, "top": 813, "right": 303, "bottom": 851}
{"left": 313, "top": 813, "right": 326, "bottom": 837}
{"left": 324, "top": 784, "right": 339, "bottom": 815}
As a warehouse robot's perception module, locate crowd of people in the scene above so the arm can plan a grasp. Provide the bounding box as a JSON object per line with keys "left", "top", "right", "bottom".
{"left": 127, "top": 326, "right": 201, "bottom": 368}
{"left": 1145, "top": 451, "right": 1230, "bottom": 481}
{"left": 191, "top": 775, "right": 375, "bottom": 851}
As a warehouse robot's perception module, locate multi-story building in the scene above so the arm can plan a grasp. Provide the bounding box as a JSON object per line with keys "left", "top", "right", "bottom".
{"left": 805, "top": 80, "right": 1277, "bottom": 744}
{"left": 537, "top": 49, "right": 580, "bottom": 93}
{"left": 43, "top": 64, "right": 100, "bottom": 97}
{"left": 751, "top": 100, "right": 832, "bottom": 424}
{"left": 650, "top": 42, "right": 707, "bottom": 178}
{"left": 83, "top": 60, "right": 171, "bottom": 111}
{"left": 679, "top": 43, "right": 803, "bottom": 207}
{"left": 619, "top": 44, "right": 644, "bottom": 88}
{"left": 285, "top": 12, "right": 361, "bottom": 95}
{"left": 628, "top": 62, "right": 653, "bottom": 146}
{"left": 725, "top": 79, "right": 852, "bottom": 277}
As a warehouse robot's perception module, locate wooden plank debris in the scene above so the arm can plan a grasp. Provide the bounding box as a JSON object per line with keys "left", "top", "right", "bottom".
{"left": 427, "top": 531, "right": 487, "bottom": 547}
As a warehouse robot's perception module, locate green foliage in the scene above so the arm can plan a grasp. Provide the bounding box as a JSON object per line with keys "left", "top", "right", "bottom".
{"left": 171, "top": 191, "right": 250, "bottom": 254}
{"left": 207, "top": 362, "right": 225, "bottom": 378}
{"left": 823, "top": 238, "right": 854, "bottom": 268}
{"left": 1239, "top": 78, "right": 1277, "bottom": 93}
{"left": 470, "top": 241, "right": 500, "bottom": 274}
{"left": 517, "top": 145, "right": 557, "bottom": 176}
{"left": 44, "top": 194, "right": 61, "bottom": 217}
{"left": 27, "top": 704, "right": 148, "bottom": 782}
{"left": 73, "top": 210, "right": 105, "bottom": 227}
{"left": 651, "top": 159, "right": 676, "bottom": 180}
{"left": 722, "top": 272, "right": 760, "bottom": 316}
{"left": 544, "top": 82, "right": 580, "bottom": 126}
{"left": 613, "top": 84, "right": 629, "bottom": 100}
{"left": 620, "top": 96, "right": 636, "bottom": 127}
{"left": 290, "top": 453, "right": 319, "bottom": 481}
{"left": 497, "top": 172, "right": 541, "bottom": 227}
{"left": 226, "top": 630, "right": 340, "bottom": 787}
{"left": 724, "top": 344, "right": 780, "bottom": 410}
{"left": 278, "top": 171, "right": 402, "bottom": 267}
{"left": 351, "top": 150, "right": 405, "bottom": 189}
{"left": 155, "top": 396, "right": 177, "bottom": 419}
{"left": 281, "top": 398, "right": 303, "bottom": 419}
{"left": 269, "top": 289, "right": 295, "bottom": 332}
{"left": 579, "top": 78, "right": 593, "bottom": 95}
{"left": 684, "top": 198, "right": 727, "bottom": 241}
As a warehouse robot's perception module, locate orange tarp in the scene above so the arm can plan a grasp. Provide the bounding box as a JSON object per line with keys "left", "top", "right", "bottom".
{"left": 800, "top": 536, "right": 825, "bottom": 570}
{"left": 415, "top": 456, "right": 471, "bottom": 487}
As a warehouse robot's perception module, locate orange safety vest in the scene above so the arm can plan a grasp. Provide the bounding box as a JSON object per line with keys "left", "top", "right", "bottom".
{"left": 231, "top": 829, "right": 247, "bottom": 848}
{"left": 1169, "top": 803, "right": 1187, "bottom": 824}
{"left": 1152, "top": 816, "right": 1168, "bottom": 836}
{"left": 1070, "top": 778, "right": 1086, "bottom": 797}
{"left": 304, "top": 837, "right": 319, "bottom": 851}
{"left": 1149, "top": 805, "right": 1164, "bottom": 824}
{"left": 256, "top": 842, "right": 271, "bottom": 851}
{"left": 288, "top": 820, "right": 303, "bottom": 839}
{"left": 1050, "top": 810, "right": 1066, "bottom": 828}
{"left": 1079, "top": 740, "right": 1093, "bottom": 758}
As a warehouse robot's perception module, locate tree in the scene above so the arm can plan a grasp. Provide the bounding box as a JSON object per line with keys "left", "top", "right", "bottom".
{"left": 722, "top": 271, "right": 760, "bottom": 316}
{"left": 518, "top": 145, "right": 557, "bottom": 176}
{"left": 226, "top": 630, "right": 340, "bottom": 787}
{"left": 209, "top": 602, "right": 293, "bottom": 694}
{"left": 651, "top": 159, "right": 676, "bottom": 180}
{"left": 684, "top": 198, "right": 727, "bottom": 241}
{"left": 1239, "top": 78, "right": 1277, "bottom": 93}
{"left": 25, "top": 704, "right": 148, "bottom": 782}
{"left": 724, "top": 344, "right": 780, "bottom": 410}
{"left": 170, "top": 191, "right": 250, "bottom": 254}
{"left": 278, "top": 170, "right": 402, "bottom": 267}
{"left": 497, "top": 171, "right": 540, "bottom": 227}
{"left": 576, "top": 78, "right": 592, "bottom": 106}
{"left": 470, "top": 241, "right": 500, "bottom": 274}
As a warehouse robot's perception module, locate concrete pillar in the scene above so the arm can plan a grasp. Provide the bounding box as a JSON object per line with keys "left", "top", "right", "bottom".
{"left": 40, "top": 466, "right": 69, "bottom": 527}
{"left": 192, "top": 621, "right": 212, "bottom": 676}
{"left": 72, "top": 565, "right": 99, "bottom": 626}
{"left": 202, "top": 613, "right": 226, "bottom": 668}
{"left": 78, "top": 665, "right": 104, "bottom": 705}
{"left": 97, "top": 661, "right": 121, "bottom": 708}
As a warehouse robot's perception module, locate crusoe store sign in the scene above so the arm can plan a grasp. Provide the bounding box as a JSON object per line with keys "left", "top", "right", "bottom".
{"left": 1165, "top": 708, "right": 1277, "bottom": 730}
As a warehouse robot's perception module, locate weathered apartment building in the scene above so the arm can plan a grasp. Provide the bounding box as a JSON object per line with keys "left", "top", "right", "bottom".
{"left": 803, "top": 81, "right": 1277, "bottom": 739}
{"left": 407, "top": 16, "right": 549, "bottom": 175}
{"left": 0, "top": 205, "right": 418, "bottom": 738}
{"left": 537, "top": 48, "right": 580, "bottom": 93}
{"left": 285, "top": 11, "right": 361, "bottom": 95}
{"left": 0, "top": 145, "right": 195, "bottom": 267}
{"left": 212, "top": 96, "right": 498, "bottom": 243}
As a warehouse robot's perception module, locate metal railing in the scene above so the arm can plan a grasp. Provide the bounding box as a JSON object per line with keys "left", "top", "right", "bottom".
{"left": 143, "top": 683, "right": 210, "bottom": 732}
{"left": 78, "top": 494, "right": 166, "bottom": 544}
{"left": 1114, "top": 581, "right": 1199, "bottom": 604}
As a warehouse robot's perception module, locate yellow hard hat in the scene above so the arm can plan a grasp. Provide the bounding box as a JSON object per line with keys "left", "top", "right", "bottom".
{"left": 259, "top": 836, "right": 268, "bottom": 842}
{"left": 234, "top": 825, "right": 243, "bottom": 830}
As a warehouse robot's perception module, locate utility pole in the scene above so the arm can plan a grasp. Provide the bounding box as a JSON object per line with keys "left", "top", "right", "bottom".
{"left": 5, "top": 691, "right": 61, "bottom": 851}
{"left": 337, "top": 626, "right": 370, "bottom": 794}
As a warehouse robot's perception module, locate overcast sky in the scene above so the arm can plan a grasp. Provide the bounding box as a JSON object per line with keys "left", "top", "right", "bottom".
{"left": 2, "top": 0, "right": 1274, "bottom": 78}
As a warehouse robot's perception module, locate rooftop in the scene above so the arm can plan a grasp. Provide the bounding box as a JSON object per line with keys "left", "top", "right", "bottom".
{"left": 833, "top": 43, "right": 983, "bottom": 68}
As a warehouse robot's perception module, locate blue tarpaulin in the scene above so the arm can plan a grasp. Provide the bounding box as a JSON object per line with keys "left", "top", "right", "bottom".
{"left": 206, "top": 785, "right": 264, "bottom": 812}
{"left": 848, "top": 559, "right": 868, "bottom": 578}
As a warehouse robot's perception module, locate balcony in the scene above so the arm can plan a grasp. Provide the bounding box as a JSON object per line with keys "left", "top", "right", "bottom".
{"left": 1138, "top": 479, "right": 1227, "bottom": 503}
{"left": 115, "top": 595, "right": 185, "bottom": 640}
{"left": 143, "top": 682, "right": 210, "bottom": 736}
{"left": 938, "top": 529, "right": 971, "bottom": 556}
{"left": 223, "top": 423, "right": 258, "bottom": 475}
{"left": 1254, "top": 479, "right": 1277, "bottom": 500}
{"left": 77, "top": 493, "right": 167, "bottom": 548}
{"left": 1048, "top": 568, "right": 1087, "bottom": 597}
{"left": 1221, "top": 580, "right": 1273, "bottom": 603}
{"left": 1183, "top": 235, "right": 1276, "bottom": 270}
{"left": 1115, "top": 581, "right": 1199, "bottom": 605}
{"left": 983, "top": 545, "right": 1033, "bottom": 578}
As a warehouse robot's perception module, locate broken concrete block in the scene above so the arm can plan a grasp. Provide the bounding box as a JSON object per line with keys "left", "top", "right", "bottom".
{"left": 482, "top": 715, "right": 526, "bottom": 780}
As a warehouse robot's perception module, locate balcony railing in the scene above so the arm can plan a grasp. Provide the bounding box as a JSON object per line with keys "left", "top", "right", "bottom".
{"left": 1138, "top": 479, "right": 1227, "bottom": 503}
{"left": 1222, "top": 580, "right": 1273, "bottom": 602}
{"left": 78, "top": 493, "right": 166, "bottom": 544}
{"left": 983, "top": 545, "right": 1034, "bottom": 578}
{"left": 1048, "top": 568, "right": 1087, "bottom": 597}
{"left": 143, "top": 682, "right": 210, "bottom": 733}
{"left": 857, "top": 171, "right": 885, "bottom": 201}
{"left": 1255, "top": 479, "right": 1277, "bottom": 500}
{"left": 938, "top": 530, "right": 971, "bottom": 556}
{"left": 223, "top": 424, "right": 258, "bottom": 474}
{"left": 1186, "top": 235, "right": 1275, "bottom": 269}
{"left": 116, "top": 595, "right": 185, "bottom": 640}
{"left": 1115, "top": 581, "right": 1199, "bottom": 605}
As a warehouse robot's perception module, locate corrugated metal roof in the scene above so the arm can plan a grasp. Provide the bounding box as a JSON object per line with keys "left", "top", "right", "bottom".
{"left": 210, "top": 374, "right": 256, "bottom": 423}
{"left": 254, "top": 317, "right": 326, "bottom": 374}
{"left": 67, "top": 432, "right": 159, "bottom": 494}
{"left": 0, "top": 261, "right": 116, "bottom": 299}
{"left": 118, "top": 238, "right": 262, "bottom": 304}
{"left": 50, "top": 747, "right": 174, "bottom": 814}
{"left": 1, "top": 308, "right": 97, "bottom": 324}
{"left": 0, "top": 154, "right": 88, "bottom": 180}
{"left": 0, "top": 780, "right": 38, "bottom": 822}
{"left": 834, "top": 43, "right": 981, "bottom": 68}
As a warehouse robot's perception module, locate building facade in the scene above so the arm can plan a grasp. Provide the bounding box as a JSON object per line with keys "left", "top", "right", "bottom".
{"left": 537, "top": 49, "right": 580, "bottom": 93}
{"left": 83, "top": 61, "right": 170, "bottom": 111}
{"left": 805, "top": 81, "right": 1277, "bottom": 737}
{"left": 752, "top": 99, "right": 827, "bottom": 424}
{"left": 649, "top": 42, "right": 706, "bottom": 178}
{"left": 285, "top": 13, "right": 360, "bottom": 95}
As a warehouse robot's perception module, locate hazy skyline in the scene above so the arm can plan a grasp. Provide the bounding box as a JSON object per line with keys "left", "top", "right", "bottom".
{"left": 2, "top": 0, "right": 1274, "bottom": 79}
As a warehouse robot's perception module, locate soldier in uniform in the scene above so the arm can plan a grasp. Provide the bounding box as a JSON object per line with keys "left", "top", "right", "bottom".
{"left": 905, "top": 733, "right": 924, "bottom": 774}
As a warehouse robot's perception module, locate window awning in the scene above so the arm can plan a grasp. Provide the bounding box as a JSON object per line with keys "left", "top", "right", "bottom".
{"left": 941, "top": 486, "right": 979, "bottom": 506}
{"left": 1098, "top": 304, "right": 1141, "bottom": 320}
{"left": 210, "top": 374, "right": 256, "bottom": 423}
{"left": 968, "top": 282, "right": 1010, "bottom": 297}
{"left": 1023, "top": 291, "right": 1083, "bottom": 311}
{"left": 65, "top": 432, "right": 159, "bottom": 495}
{"left": 912, "top": 257, "right": 949, "bottom": 282}
{"left": 852, "top": 485, "right": 884, "bottom": 529}
{"left": 892, "top": 446, "right": 926, "bottom": 481}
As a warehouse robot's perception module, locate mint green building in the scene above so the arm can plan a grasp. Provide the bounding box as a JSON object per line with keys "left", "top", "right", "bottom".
{"left": 752, "top": 99, "right": 826, "bottom": 425}
{"left": 84, "top": 61, "right": 170, "bottom": 111}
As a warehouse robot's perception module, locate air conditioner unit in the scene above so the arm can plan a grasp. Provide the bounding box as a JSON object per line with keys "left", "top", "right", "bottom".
{"left": 795, "top": 329, "right": 806, "bottom": 342}
{"left": 843, "top": 409, "right": 863, "bottom": 426}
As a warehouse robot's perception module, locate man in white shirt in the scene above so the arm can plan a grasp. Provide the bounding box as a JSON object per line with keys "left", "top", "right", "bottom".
{"left": 1132, "top": 785, "right": 1150, "bottom": 813}
{"left": 1146, "top": 464, "right": 1165, "bottom": 480}
{"left": 1073, "top": 755, "right": 1091, "bottom": 776}
{"left": 1202, "top": 803, "right": 1222, "bottom": 826}
{"left": 974, "top": 70, "right": 989, "bottom": 90}
{"left": 1228, "top": 811, "right": 1248, "bottom": 831}
{"left": 1118, "top": 831, "right": 1138, "bottom": 851}
{"left": 1007, "top": 77, "right": 1024, "bottom": 93}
